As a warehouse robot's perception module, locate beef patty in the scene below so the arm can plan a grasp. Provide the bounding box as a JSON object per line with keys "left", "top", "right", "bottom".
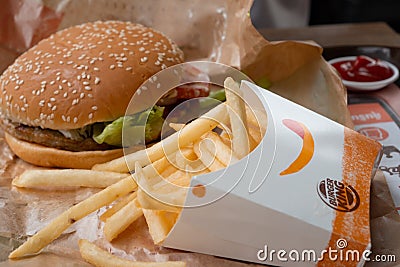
{"left": 1, "top": 118, "right": 117, "bottom": 152}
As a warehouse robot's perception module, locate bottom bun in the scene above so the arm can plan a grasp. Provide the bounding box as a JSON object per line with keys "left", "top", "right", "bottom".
{"left": 5, "top": 133, "right": 124, "bottom": 169}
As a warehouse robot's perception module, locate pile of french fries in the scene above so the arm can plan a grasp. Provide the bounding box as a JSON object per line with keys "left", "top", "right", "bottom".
{"left": 9, "top": 78, "right": 266, "bottom": 267}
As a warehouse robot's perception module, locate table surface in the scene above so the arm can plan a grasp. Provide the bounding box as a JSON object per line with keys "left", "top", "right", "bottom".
{"left": 260, "top": 22, "right": 400, "bottom": 116}
{"left": 259, "top": 22, "right": 400, "bottom": 48}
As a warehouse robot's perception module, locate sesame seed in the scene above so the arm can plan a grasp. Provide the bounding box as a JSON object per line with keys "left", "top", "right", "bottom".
{"left": 62, "top": 115, "right": 66, "bottom": 121}
{"left": 88, "top": 113, "right": 93, "bottom": 119}
{"left": 80, "top": 93, "right": 85, "bottom": 98}
{"left": 62, "top": 80, "right": 67, "bottom": 84}
{"left": 52, "top": 106, "right": 57, "bottom": 111}
{"left": 67, "top": 82, "right": 72, "bottom": 87}
{"left": 50, "top": 81, "right": 55, "bottom": 85}
{"left": 15, "top": 85, "right": 19, "bottom": 90}
{"left": 88, "top": 93, "right": 93, "bottom": 98}
{"left": 94, "top": 77, "right": 100, "bottom": 84}
{"left": 94, "top": 67, "right": 99, "bottom": 71}
{"left": 54, "top": 90, "right": 59, "bottom": 95}
{"left": 77, "top": 75, "right": 81, "bottom": 81}
{"left": 83, "top": 81, "right": 89, "bottom": 85}
{"left": 50, "top": 97, "right": 56, "bottom": 102}
{"left": 84, "top": 86, "right": 91, "bottom": 91}
{"left": 72, "top": 89, "right": 77, "bottom": 94}
{"left": 91, "top": 105, "right": 98, "bottom": 110}
{"left": 63, "top": 92, "right": 68, "bottom": 98}
{"left": 110, "top": 65, "right": 115, "bottom": 70}
{"left": 140, "top": 57, "right": 148, "bottom": 63}
{"left": 73, "top": 117, "right": 78, "bottom": 123}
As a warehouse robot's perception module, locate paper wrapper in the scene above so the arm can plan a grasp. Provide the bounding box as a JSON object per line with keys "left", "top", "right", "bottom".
{"left": 0, "top": 0, "right": 398, "bottom": 266}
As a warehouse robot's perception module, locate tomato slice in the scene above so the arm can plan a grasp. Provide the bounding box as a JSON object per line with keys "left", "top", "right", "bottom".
{"left": 175, "top": 82, "right": 210, "bottom": 100}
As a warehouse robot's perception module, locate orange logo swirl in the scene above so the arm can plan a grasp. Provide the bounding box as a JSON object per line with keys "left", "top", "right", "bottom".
{"left": 280, "top": 119, "right": 315, "bottom": 176}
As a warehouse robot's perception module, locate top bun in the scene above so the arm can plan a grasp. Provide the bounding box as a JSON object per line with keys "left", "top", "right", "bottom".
{"left": 0, "top": 21, "right": 184, "bottom": 130}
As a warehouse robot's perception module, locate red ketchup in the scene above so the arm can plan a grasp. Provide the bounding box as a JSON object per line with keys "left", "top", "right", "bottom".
{"left": 332, "top": 55, "right": 394, "bottom": 82}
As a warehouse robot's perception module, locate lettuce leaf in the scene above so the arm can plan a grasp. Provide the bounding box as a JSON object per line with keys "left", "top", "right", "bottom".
{"left": 93, "top": 106, "right": 165, "bottom": 147}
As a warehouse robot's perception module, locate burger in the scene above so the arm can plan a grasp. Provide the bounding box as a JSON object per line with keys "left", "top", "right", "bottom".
{"left": 0, "top": 21, "right": 186, "bottom": 169}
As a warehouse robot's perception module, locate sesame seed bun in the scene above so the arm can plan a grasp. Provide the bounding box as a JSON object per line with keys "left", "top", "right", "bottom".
{"left": 0, "top": 20, "right": 184, "bottom": 130}
{"left": 5, "top": 133, "right": 123, "bottom": 169}
{"left": 0, "top": 21, "right": 184, "bottom": 168}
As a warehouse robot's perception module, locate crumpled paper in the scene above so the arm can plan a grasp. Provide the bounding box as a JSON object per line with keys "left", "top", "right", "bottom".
{"left": 0, "top": 0, "right": 398, "bottom": 266}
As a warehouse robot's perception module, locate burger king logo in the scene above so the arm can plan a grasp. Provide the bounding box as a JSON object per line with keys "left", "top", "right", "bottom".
{"left": 317, "top": 178, "right": 360, "bottom": 212}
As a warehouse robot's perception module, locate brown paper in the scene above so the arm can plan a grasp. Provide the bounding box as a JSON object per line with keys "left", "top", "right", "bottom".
{"left": 0, "top": 0, "right": 399, "bottom": 266}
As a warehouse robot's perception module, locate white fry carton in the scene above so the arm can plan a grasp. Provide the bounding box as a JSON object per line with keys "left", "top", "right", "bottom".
{"left": 162, "top": 81, "right": 382, "bottom": 266}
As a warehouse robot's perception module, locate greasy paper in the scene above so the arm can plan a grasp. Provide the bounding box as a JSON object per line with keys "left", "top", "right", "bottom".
{"left": 0, "top": 0, "right": 398, "bottom": 266}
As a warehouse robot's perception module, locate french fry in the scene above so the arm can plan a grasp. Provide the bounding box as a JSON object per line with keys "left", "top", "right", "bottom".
{"left": 245, "top": 105, "right": 267, "bottom": 134}
{"left": 100, "top": 192, "right": 137, "bottom": 222}
{"left": 193, "top": 139, "right": 225, "bottom": 172}
{"left": 248, "top": 124, "right": 262, "bottom": 150}
{"left": 174, "top": 147, "right": 204, "bottom": 172}
{"left": 169, "top": 122, "right": 185, "bottom": 131}
{"left": 136, "top": 163, "right": 186, "bottom": 212}
{"left": 204, "top": 132, "right": 238, "bottom": 165}
{"left": 79, "top": 239, "right": 186, "bottom": 267}
{"left": 9, "top": 157, "right": 168, "bottom": 259}
{"left": 245, "top": 105, "right": 266, "bottom": 150}
{"left": 142, "top": 209, "right": 179, "bottom": 245}
{"left": 104, "top": 198, "right": 143, "bottom": 241}
{"left": 224, "top": 77, "right": 250, "bottom": 159}
{"left": 219, "top": 129, "right": 232, "bottom": 147}
{"left": 92, "top": 103, "right": 229, "bottom": 173}
{"left": 160, "top": 164, "right": 179, "bottom": 178}
{"left": 137, "top": 189, "right": 182, "bottom": 213}
{"left": 12, "top": 169, "right": 128, "bottom": 189}
{"left": 8, "top": 175, "right": 138, "bottom": 259}
{"left": 184, "top": 164, "right": 210, "bottom": 177}
{"left": 158, "top": 170, "right": 191, "bottom": 188}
